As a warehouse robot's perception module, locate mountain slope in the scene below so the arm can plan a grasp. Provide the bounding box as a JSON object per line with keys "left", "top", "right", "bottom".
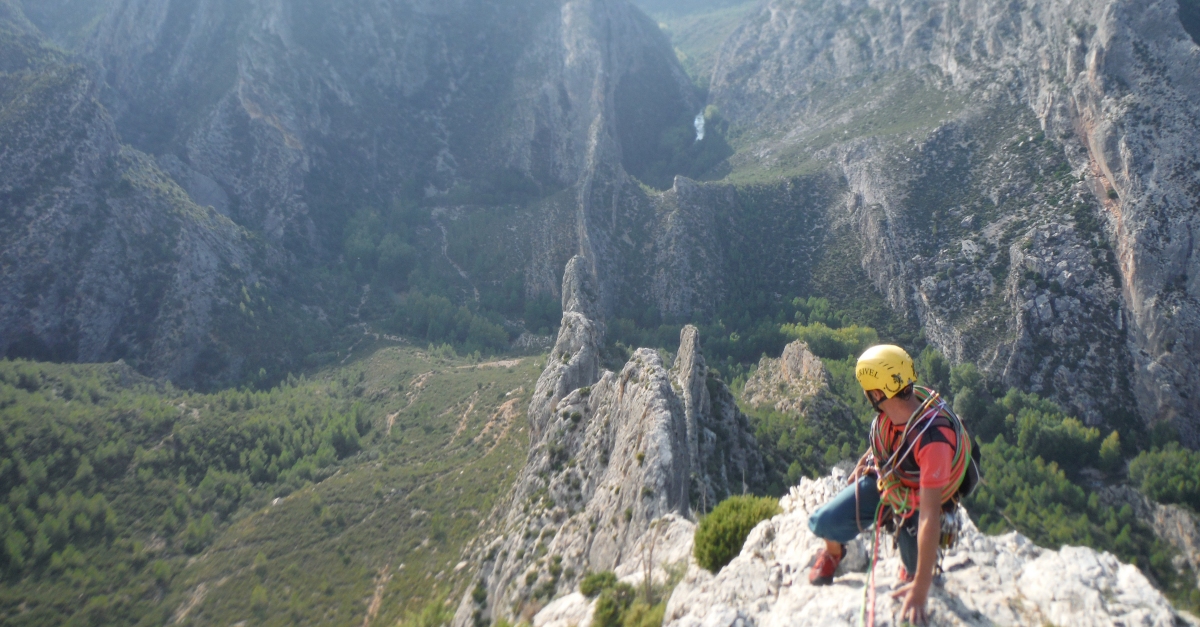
{"left": 0, "top": 3, "right": 331, "bottom": 389}
{"left": 682, "top": 0, "right": 1200, "bottom": 442}
{"left": 0, "top": 344, "right": 542, "bottom": 626}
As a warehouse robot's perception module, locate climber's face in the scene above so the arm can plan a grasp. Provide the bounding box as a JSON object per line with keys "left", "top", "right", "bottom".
{"left": 866, "top": 389, "right": 918, "bottom": 424}
{"left": 865, "top": 389, "right": 887, "bottom": 412}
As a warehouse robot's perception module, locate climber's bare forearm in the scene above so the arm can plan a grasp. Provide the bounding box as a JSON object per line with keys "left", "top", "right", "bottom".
{"left": 915, "top": 487, "right": 940, "bottom": 594}
{"left": 893, "top": 486, "right": 941, "bottom": 625}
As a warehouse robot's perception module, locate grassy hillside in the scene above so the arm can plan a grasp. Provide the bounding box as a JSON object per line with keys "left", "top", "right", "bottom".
{"left": 0, "top": 344, "right": 542, "bottom": 626}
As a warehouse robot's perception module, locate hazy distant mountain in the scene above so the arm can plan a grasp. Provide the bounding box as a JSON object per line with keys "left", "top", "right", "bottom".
{"left": 4, "top": 0, "right": 1200, "bottom": 442}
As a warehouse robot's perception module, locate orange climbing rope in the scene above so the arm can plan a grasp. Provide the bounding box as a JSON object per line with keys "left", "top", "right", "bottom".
{"left": 868, "top": 387, "right": 971, "bottom": 519}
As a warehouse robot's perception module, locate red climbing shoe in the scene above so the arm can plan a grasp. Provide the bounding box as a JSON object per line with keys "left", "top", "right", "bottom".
{"left": 808, "top": 545, "right": 844, "bottom": 586}
{"left": 898, "top": 565, "right": 914, "bottom": 584}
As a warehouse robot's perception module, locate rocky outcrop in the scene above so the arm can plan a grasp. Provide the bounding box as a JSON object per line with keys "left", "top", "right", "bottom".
{"left": 1102, "top": 485, "right": 1200, "bottom": 593}
{"left": 452, "top": 260, "right": 762, "bottom": 627}
{"left": 706, "top": 0, "right": 1200, "bottom": 440}
{"left": 743, "top": 341, "right": 834, "bottom": 416}
{"left": 741, "top": 341, "right": 859, "bottom": 465}
{"left": 665, "top": 469, "right": 1191, "bottom": 627}
{"left": 532, "top": 512, "right": 698, "bottom": 627}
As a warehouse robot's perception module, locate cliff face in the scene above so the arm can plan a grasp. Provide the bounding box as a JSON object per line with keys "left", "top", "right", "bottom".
{"left": 0, "top": 5, "right": 294, "bottom": 388}
{"left": 453, "top": 257, "right": 763, "bottom": 626}
{"left": 665, "top": 470, "right": 1189, "bottom": 627}
{"left": 6, "top": 0, "right": 1199, "bottom": 434}
{"left": 83, "top": 0, "right": 698, "bottom": 265}
{"left": 701, "top": 0, "right": 1200, "bottom": 441}
{"left": 1, "top": 0, "right": 707, "bottom": 382}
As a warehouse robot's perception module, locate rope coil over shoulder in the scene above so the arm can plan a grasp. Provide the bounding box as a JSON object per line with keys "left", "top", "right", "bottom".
{"left": 868, "top": 387, "right": 972, "bottom": 520}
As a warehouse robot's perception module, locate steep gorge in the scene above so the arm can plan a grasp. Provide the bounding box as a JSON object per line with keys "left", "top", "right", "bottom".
{"left": 5, "top": 0, "right": 1200, "bottom": 623}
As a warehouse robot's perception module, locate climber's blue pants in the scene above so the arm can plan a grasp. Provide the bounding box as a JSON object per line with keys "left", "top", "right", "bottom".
{"left": 807, "top": 477, "right": 919, "bottom": 573}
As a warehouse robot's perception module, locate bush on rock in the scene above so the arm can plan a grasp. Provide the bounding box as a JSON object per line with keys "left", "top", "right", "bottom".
{"left": 693, "top": 495, "right": 781, "bottom": 573}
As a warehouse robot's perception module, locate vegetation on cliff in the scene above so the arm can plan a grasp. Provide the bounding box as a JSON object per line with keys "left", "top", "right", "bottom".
{"left": 693, "top": 495, "right": 781, "bottom": 573}
{"left": 0, "top": 350, "right": 540, "bottom": 626}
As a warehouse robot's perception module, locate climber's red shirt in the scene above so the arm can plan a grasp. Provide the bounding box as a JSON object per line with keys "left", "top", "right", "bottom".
{"left": 880, "top": 415, "right": 958, "bottom": 493}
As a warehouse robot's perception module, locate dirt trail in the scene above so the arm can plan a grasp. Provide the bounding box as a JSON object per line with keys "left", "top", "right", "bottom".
{"left": 172, "top": 578, "right": 229, "bottom": 624}
{"left": 456, "top": 359, "right": 522, "bottom": 370}
{"left": 431, "top": 209, "right": 480, "bottom": 302}
{"left": 452, "top": 392, "right": 480, "bottom": 439}
{"left": 475, "top": 392, "right": 523, "bottom": 454}
{"left": 362, "top": 565, "right": 392, "bottom": 627}
{"left": 171, "top": 583, "right": 209, "bottom": 624}
{"left": 386, "top": 372, "right": 433, "bottom": 436}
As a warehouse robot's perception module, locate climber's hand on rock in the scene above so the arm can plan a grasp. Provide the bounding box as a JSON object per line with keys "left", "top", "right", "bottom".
{"left": 891, "top": 582, "right": 929, "bottom": 626}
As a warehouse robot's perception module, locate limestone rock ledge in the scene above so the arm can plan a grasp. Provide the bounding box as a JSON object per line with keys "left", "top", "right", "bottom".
{"left": 665, "top": 470, "right": 1191, "bottom": 627}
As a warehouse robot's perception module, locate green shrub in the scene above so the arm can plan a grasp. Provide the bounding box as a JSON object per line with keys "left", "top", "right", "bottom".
{"left": 405, "top": 600, "right": 454, "bottom": 627}
{"left": 1129, "top": 443, "right": 1200, "bottom": 512}
{"left": 621, "top": 599, "right": 666, "bottom": 627}
{"left": 693, "top": 495, "right": 781, "bottom": 573}
{"left": 580, "top": 571, "right": 618, "bottom": 598}
{"left": 251, "top": 584, "right": 269, "bottom": 615}
{"left": 592, "top": 583, "right": 636, "bottom": 627}
{"left": 1098, "top": 431, "right": 1122, "bottom": 473}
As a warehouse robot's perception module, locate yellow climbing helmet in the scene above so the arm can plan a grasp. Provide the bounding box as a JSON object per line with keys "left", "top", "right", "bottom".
{"left": 855, "top": 345, "right": 917, "bottom": 398}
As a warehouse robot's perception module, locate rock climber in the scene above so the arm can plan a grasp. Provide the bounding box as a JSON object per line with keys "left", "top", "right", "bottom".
{"left": 805, "top": 345, "right": 978, "bottom": 626}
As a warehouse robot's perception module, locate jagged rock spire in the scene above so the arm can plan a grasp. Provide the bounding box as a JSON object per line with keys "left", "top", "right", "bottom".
{"left": 452, "top": 260, "right": 762, "bottom": 627}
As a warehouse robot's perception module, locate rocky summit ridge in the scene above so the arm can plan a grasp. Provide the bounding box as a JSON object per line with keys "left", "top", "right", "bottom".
{"left": 504, "top": 465, "right": 1197, "bottom": 626}
{"left": 665, "top": 468, "right": 1195, "bottom": 627}
{"left": 453, "top": 257, "right": 763, "bottom": 627}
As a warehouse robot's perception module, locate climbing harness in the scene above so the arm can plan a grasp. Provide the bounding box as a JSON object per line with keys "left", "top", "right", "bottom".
{"left": 854, "top": 387, "right": 979, "bottom": 627}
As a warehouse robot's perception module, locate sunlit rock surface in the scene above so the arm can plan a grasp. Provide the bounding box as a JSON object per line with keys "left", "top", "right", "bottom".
{"left": 665, "top": 470, "right": 1189, "bottom": 627}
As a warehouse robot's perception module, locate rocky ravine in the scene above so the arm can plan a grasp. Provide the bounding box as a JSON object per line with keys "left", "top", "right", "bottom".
{"left": 664, "top": 468, "right": 1193, "bottom": 627}
{"left": 452, "top": 257, "right": 764, "bottom": 626}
